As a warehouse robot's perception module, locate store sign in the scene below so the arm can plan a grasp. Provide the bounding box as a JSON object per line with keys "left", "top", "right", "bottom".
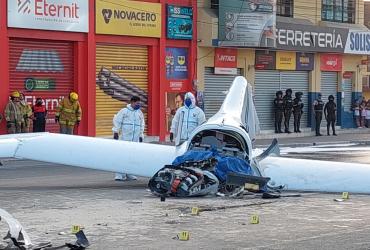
{"left": 276, "top": 22, "right": 348, "bottom": 53}
{"left": 343, "top": 71, "right": 353, "bottom": 79}
{"left": 214, "top": 48, "right": 237, "bottom": 75}
{"left": 96, "top": 0, "right": 161, "bottom": 38}
{"left": 296, "top": 53, "right": 314, "bottom": 71}
{"left": 255, "top": 50, "right": 276, "bottom": 70}
{"left": 7, "top": 0, "right": 88, "bottom": 32}
{"left": 320, "top": 54, "right": 342, "bottom": 72}
{"left": 24, "top": 78, "right": 56, "bottom": 91}
{"left": 344, "top": 31, "right": 370, "bottom": 55}
{"left": 218, "top": 0, "right": 276, "bottom": 47}
{"left": 166, "top": 48, "right": 188, "bottom": 80}
{"left": 167, "top": 5, "right": 193, "bottom": 40}
{"left": 276, "top": 51, "right": 295, "bottom": 70}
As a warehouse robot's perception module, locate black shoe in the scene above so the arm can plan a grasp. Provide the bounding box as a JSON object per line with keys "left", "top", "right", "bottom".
{"left": 297, "top": 130, "right": 302, "bottom": 133}
{"left": 285, "top": 130, "right": 291, "bottom": 134}
{"left": 316, "top": 134, "right": 322, "bottom": 136}
{"left": 294, "top": 130, "right": 297, "bottom": 133}
{"left": 279, "top": 130, "right": 284, "bottom": 133}
{"left": 327, "top": 133, "right": 330, "bottom": 136}
{"left": 333, "top": 133, "right": 337, "bottom": 136}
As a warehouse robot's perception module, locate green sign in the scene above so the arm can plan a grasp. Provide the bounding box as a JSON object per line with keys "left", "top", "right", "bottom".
{"left": 24, "top": 78, "right": 56, "bottom": 91}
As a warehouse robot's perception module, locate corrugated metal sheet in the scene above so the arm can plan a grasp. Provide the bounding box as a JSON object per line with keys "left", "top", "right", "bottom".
{"left": 204, "top": 67, "right": 242, "bottom": 119}
{"left": 321, "top": 71, "right": 338, "bottom": 125}
{"left": 255, "top": 70, "right": 281, "bottom": 130}
{"left": 96, "top": 44, "right": 148, "bottom": 137}
{"left": 9, "top": 39, "right": 74, "bottom": 133}
{"left": 255, "top": 70, "right": 309, "bottom": 130}
{"left": 343, "top": 78, "right": 352, "bottom": 112}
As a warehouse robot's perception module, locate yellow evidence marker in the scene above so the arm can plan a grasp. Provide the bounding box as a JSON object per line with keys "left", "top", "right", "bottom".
{"left": 342, "top": 192, "right": 349, "bottom": 199}
{"left": 191, "top": 207, "right": 200, "bottom": 216}
{"left": 178, "top": 231, "right": 190, "bottom": 241}
{"left": 250, "top": 214, "right": 260, "bottom": 224}
{"left": 71, "top": 225, "right": 81, "bottom": 234}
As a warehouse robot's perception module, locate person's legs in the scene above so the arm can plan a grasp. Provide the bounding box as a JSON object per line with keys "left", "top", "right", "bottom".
{"left": 332, "top": 120, "right": 337, "bottom": 135}
{"left": 66, "top": 125, "right": 74, "bottom": 135}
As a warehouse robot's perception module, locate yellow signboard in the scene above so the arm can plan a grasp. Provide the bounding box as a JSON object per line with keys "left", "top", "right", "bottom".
{"left": 96, "top": 0, "right": 161, "bottom": 38}
{"left": 276, "top": 52, "right": 296, "bottom": 70}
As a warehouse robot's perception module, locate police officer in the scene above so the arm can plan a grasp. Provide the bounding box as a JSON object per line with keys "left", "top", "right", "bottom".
{"left": 293, "top": 92, "right": 304, "bottom": 133}
{"left": 324, "top": 95, "right": 337, "bottom": 136}
{"left": 273, "top": 91, "right": 284, "bottom": 133}
{"left": 313, "top": 93, "right": 324, "bottom": 136}
{"left": 283, "top": 88, "right": 293, "bottom": 133}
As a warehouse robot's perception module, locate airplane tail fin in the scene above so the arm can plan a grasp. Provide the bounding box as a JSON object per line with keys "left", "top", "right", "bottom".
{"left": 209, "top": 76, "right": 260, "bottom": 141}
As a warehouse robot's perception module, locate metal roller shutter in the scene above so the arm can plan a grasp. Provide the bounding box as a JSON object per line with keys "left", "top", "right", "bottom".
{"left": 9, "top": 39, "right": 74, "bottom": 133}
{"left": 280, "top": 71, "right": 309, "bottom": 129}
{"left": 321, "top": 72, "right": 338, "bottom": 125}
{"left": 255, "top": 70, "right": 280, "bottom": 130}
{"left": 204, "top": 67, "right": 242, "bottom": 119}
{"left": 255, "top": 70, "right": 309, "bottom": 130}
{"left": 96, "top": 44, "right": 148, "bottom": 137}
{"left": 342, "top": 78, "right": 352, "bottom": 112}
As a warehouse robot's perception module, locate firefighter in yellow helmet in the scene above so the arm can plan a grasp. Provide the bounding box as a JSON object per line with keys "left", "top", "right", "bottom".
{"left": 55, "top": 91, "right": 82, "bottom": 135}
{"left": 4, "top": 91, "right": 23, "bottom": 134}
{"left": 19, "top": 92, "right": 32, "bottom": 133}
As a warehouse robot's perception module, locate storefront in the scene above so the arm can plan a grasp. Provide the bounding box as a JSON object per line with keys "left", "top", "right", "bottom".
{"left": 0, "top": 0, "right": 197, "bottom": 139}
{"left": 254, "top": 51, "right": 311, "bottom": 130}
{"left": 1, "top": 0, "right": 90, "bottom": 134}
{"left": 94, "top": 0, "right": 196, "bottom": 139}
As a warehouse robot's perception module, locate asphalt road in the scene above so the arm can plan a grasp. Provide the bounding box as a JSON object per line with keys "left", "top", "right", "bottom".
{"left": 1, "top": 145, "right": 370, "bottom": 249}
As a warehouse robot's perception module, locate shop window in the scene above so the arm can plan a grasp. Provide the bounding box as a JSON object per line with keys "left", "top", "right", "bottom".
{"left": 322, "top": 0, "right": 355, "bottom": 23}
{"left": 277, "top": 0, "right": 293, "bottom": 17}
{"left": 211, "top": 0, "right": 219, "bottom": 9}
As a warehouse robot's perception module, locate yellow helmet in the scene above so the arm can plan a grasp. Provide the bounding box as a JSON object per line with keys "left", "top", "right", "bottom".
{"left": 10, "top": 91, "right": 20, "bottom": 98}
{"left": 69, "top": 92, "right": 78, "bottom": 101}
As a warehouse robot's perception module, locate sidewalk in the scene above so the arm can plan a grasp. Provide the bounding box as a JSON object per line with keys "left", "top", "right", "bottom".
{"left": 255, "top": 128, "right": 370, "bottom": 147}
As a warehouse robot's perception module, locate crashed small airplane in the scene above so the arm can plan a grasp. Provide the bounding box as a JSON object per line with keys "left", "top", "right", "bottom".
{"left": 1, "top": 76, "right": 370, "bottom": 195}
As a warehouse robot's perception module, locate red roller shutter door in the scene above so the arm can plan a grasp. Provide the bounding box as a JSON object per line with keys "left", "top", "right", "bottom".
{"left": 9, "top": 39, "right": 74, "bottom": 133}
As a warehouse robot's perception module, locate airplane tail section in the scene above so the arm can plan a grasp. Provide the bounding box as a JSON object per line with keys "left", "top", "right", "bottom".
{"left": 208, "top": 76, "right": 260, "bottom": 141}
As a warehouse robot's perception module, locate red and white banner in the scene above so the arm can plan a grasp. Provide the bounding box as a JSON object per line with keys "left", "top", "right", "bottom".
{"left": 7, "top": 0, "right": 89, "bottom": 32}
{"left": 214, "top": 48, "right": 237, "bottom": 75}
{"left": 320, "top": 54, "right": 342, "bottom": 71}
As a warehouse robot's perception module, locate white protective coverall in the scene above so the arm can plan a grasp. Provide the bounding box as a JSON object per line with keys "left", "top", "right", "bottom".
{"left": 112, "top": 104, "right": 145, "bottom": 180}
{"left": 112, "top": 104, "right": 145, "bottom": 142}
{"left": 170, "top": 92, "right": 206, "bottom": 143}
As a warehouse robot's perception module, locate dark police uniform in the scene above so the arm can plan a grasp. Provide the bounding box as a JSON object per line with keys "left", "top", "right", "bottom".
{"left": 313, "top": 94, "right": 324, "bottom": 136}
{"left": 293, "top": 92, "right": 304, "bottom": 133}
{"left": 324, "top": 95, "right": 337, "bottom": 136}
{"left": 283, "top": 89, "right": 293, "bottom": 133}
{"left": 273, "top": 91, "right": 284, "bottom": 133}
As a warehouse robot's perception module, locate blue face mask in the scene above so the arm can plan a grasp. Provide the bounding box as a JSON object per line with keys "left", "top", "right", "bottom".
{"left": 133, "top": 104, "right": 141, "bottom": 110}
{"left": 185, "top": 98, "right": 192, "bottom": 107}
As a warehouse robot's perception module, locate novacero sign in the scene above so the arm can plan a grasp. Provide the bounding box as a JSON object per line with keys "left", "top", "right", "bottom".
{"left": 7, "top": 0, "right": 89, "bottom": 32}
{"left": 96, "top": 0, "right": 161, "bottom": 38}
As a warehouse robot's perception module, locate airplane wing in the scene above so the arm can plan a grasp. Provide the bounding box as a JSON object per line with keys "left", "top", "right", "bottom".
{"left": 260, "top": 156, "right": 370, "bottom": 193}
{"left": 0, "top": 133, "right": 184, "bottom": 177}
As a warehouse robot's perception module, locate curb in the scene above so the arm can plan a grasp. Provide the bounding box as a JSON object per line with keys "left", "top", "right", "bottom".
{"left": 255, "top": 140, "right": 370, "bottom": 148}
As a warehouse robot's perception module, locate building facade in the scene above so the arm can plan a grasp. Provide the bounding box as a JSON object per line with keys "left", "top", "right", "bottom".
{"left": 197, "top": 0, "right": 368, "bottom": 130}
{"left": 0, "top": 0, "right": 197, "bottom": 140}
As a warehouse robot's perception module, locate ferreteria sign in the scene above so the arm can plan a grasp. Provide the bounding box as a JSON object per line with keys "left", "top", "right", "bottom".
{"left": 276, "top": 22, "right": 349, "bottom": 53}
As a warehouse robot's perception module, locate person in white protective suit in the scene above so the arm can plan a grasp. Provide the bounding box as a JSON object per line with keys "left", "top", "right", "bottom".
{"left": 170, "top": 92, "right": 206, "bottom": 144}
{"left": 112, "top": 96, "right": 145, "bottom": 181}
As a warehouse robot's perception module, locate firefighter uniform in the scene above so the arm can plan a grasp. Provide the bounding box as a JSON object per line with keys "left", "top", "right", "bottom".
{"left": 55, "top": 92, "right": 82, "bottom": 135}
{"left": 4, "top": 91, "right": 23, "bottom": 134}
{"left": 19, "top": 98, "right": 32, "bottom": 133}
